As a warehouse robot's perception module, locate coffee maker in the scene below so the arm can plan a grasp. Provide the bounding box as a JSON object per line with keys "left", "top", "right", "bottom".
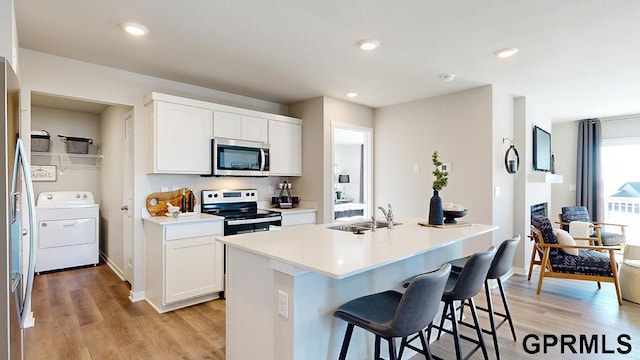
{"left": 271, "top": 181, "right": 299, "bottom": 209}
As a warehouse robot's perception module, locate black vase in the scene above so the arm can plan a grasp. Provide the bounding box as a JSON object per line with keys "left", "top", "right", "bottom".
{"left": 428, "top": 190, "right": 444, "bottom": 225}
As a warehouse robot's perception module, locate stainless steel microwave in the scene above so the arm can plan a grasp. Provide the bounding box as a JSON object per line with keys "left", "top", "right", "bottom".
{"left": 211, "top": 138, "right": 270, "bottom": 177}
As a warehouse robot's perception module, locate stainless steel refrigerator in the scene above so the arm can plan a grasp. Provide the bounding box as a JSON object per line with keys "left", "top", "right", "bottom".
{"left": 2, "top": 57, "right": 36, "bottom": 359}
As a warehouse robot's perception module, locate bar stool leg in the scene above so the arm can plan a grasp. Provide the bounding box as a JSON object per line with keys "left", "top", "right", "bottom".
{"left": 338, "top": 323, "right": 354, "bottom": 360}
{"left": 485, "top": 281, "right": 500, "bottom": 360}
{"left": 469, "top": 297, "right": 489, "bottom": 360}
{"left": 497, "top": 278, "right": 517, "bottom": 341}
{"left": 375, "top": 335, "right": 381, "bottom": 359}
{"left": 418, "top": 330, "right": 434, "bottom": 360}
{"left": 388, "top": 337, "right": 397, "bottom": 360}
{"left": 448, "top": 301, "right": 463, "bottom": 360}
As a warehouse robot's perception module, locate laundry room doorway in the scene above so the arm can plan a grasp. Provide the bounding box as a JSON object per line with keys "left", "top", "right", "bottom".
{"left": 28, "top": 92, "right": 134, "bottom": 282}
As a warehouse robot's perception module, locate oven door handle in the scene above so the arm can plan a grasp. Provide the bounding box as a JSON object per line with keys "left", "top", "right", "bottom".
{"left": 227, "top": 216, "right": 282, "bottom": 226}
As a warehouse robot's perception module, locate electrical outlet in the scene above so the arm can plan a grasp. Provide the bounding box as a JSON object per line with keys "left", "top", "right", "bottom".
{"left": 278, "top": 290, "right": 289, "bottom": 318}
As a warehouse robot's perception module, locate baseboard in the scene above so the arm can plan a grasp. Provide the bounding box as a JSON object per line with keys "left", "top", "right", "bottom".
{"left": 130, "top": 290, "right": 145, "bottom": 303}
{"left": 101, "top": 253, "right": 125, "bottom": 281}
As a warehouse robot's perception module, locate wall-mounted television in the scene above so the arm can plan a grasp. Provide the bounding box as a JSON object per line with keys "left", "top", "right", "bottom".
{"left": 533, "top": 125, "right": 551, "bottom": 172}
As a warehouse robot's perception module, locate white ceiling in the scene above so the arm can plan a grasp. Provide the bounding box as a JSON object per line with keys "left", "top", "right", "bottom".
{"left": 14, "top": 0, "right": 640, "bottom": 122}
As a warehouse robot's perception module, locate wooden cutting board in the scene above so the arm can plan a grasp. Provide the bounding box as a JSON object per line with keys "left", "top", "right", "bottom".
{"left": 146, "top": 188, "right": 196, "bottom": 216}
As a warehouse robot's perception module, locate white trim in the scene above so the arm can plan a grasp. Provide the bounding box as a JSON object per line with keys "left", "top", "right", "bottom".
{"left": 129, "top": 290, "right": 145, "bottom": 303}
{"left": 102, "top": 253, "right": 125, "bottom": 281}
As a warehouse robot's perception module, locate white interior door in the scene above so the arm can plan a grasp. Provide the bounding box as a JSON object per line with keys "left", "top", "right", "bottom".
{"left": 122, "top": 111, "right": 134, "bottom": 282}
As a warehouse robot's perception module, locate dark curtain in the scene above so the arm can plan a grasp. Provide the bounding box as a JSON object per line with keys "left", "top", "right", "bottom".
{"left": 359, "top": 144, "right": 364, "bottom": 203}
{"left": 576, "top": 118, "right": 603, "bottom": 221}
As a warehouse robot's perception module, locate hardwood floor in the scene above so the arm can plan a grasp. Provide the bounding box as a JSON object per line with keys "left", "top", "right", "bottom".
{"left": 24, "top": 264, "right": 225, "bottom": 359}
{"left": 24, "top": 264, "right": 640, "bottom": 359}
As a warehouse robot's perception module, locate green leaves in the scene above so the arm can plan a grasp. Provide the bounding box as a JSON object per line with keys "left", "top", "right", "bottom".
{"left": 432, "top": 151, "right": 448, "bottom": 191}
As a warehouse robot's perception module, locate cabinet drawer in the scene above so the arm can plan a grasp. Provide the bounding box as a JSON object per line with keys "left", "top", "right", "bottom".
{"left": 282, "top": 212, "right": 316, "bottom": 227}
{"left": 165, "top": 221, "right": 222, "bottom": 240}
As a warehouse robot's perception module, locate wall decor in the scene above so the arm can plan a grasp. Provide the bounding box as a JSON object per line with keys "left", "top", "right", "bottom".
{"left": 503, "top": 137, "right": 520, "bottom": 174}
{"left": 31, "top": 165, "right": 57, "bottom": 181}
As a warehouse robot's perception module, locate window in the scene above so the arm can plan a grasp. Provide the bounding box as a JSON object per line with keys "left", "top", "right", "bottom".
{"left": 602, "top": 138, "right": 640, "bottom": 240}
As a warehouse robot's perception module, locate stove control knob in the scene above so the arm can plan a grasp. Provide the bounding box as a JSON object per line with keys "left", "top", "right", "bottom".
{"left": 213, "top": 193, "right": 218, "bottom": 198}
{"left": 251, "top": 192, "right": 255, "bottom": 196}
{"left": 82, "top": 193, "right": 87, "bottom": 199}
{"left": 76, "top": 193, "right": 81, "bottom": 198}
{"left": 246, "top": 192, "right": 250, "bottom": 196}
{"left": 47, "top": 194, "right": 53, "bottom": 200}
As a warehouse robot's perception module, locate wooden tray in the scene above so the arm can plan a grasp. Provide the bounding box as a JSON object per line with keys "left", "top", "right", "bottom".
{"left": 146, "top": 188, "right": 196, "bottom": 216}
{"left": 417, "top": 221, "right": 472, "bottom": 229}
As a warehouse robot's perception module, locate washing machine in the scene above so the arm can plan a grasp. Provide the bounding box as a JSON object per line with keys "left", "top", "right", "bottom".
{"left": 35, "top": 191, "right": 99, "bottom": 273}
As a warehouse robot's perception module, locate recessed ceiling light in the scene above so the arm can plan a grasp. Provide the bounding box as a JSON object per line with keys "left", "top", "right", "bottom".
{"left": 346, "top": 92, "right": 358, "bottom": 98}
{"left": 440, "top": 74, "right": 456, "bottom": 82}
{"left": 121, "top": 22, "right": 149, "bottom": 36}
{"left": 356, "top": 39, "right": 380, "bottom": 51}
{"left": 494, "top": 47, "right": 519, "bottom": 58}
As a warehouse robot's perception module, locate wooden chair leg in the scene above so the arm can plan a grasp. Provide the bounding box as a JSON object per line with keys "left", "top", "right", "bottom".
{"left": 528, "top": 246, "right": 538, "bottom": 281}
{"left": 610, "top": 249, "right": 623, "bottom": 305}
{"left": 536, "top": 249, "right": 550, "bottom": 294}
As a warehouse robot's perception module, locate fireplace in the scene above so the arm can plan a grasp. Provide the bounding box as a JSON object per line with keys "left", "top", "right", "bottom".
{"left": 531, "top": 202, "right": 548, "bottom": 219}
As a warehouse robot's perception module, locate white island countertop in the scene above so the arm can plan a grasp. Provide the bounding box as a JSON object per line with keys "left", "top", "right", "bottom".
{"left": 217, "top": 219, "right": 497, "bottom": 279}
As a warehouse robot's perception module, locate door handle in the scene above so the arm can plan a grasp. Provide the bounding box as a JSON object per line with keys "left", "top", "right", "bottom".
{"left": 121, "top": 205, "right": 129, "bottom": 211}
{"left": 22, "top": 229, "right": 28, "bottom": 236}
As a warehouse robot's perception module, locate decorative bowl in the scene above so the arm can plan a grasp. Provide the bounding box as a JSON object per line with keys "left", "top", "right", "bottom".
{"left": 443, "top": 209, "right": 468, "bottom": 224}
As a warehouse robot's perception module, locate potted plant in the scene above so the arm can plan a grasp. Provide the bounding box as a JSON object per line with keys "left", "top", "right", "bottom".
{"left": 335, "top": 190, "right": 343, "bottom": 200}
{"left": 429, "top": 151, "right": 448, "bottom": 225}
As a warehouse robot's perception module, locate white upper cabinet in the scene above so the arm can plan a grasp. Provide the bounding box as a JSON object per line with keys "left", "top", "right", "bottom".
{"left": 214, "top": 111, "right": 268, "bottom": 143}
{"left": 241, "top": 116, "right": 269, "bottom": 143}
{"left": 212, "top": 111, "right": 242, "bottom": 139}
{"left": 146, "top": 100, "right": 212, "bottom": 174}
{"left": 269, "top": 119, "right": 302, "bottom": 176}
{"left": 145, "top": 92, "right": 302, "bottom": 176}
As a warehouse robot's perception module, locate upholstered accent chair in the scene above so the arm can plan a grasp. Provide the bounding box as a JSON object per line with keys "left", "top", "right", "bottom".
{"left": 558, "top": 206, "right": 627, "bottom": 246}
{"left": 529, "top": 215, "right": 623, "bottom": 305}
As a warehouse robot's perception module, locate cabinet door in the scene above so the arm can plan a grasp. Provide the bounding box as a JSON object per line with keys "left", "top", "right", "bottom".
{"left": 269, "top": 120, "right": 302, "bottom": 176}
{"left": 155, "top": 102, "right": 212, "bottom": 174}
{"left": 241, "top": 116, "right": 268, "bottom": 143}
{"left": 165, "top": 236, "right": 223, "bottom": 304}
{"left": 213, "top": 111, "right": 242, "bottom": 139}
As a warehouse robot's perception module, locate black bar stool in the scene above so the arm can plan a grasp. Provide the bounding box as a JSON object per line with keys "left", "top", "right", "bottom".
{"left": 333, "top": 263, "right": 451, "bottom": 360}
{"left": 430, "top": 246, "right": 497, "bottom": 360}
{"left": 449, "top": 236, "right": 520, "bottom": 360}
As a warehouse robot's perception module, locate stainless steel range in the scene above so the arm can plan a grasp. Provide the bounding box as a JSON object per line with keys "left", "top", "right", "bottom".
{"left": 201, "top": 189, "right": 281, "bottom": 235}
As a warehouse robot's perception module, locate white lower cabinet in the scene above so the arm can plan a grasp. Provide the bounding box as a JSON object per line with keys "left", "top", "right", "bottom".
{"left": 143, "top": 217, "right": 223, "bottom": 313}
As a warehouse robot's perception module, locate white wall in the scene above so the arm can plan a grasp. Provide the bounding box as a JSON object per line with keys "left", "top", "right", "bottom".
{"left": 0, "top": 0, "right": 18, "bottom": 71}
{"left": 492, "top": 86, "right": 516, "bottom": 244}
{"left": 290, "top": 96, "right": 374, "bottom": 224}
{"left": 374, "top": 86, "right": 494, "bottom": 253}
{"left": 513, "top": 97, "right": 553, "bottom": 273}
{"left": 30, "top": 106, "right": 102, "bottom": 200}
{"left": 19, "top": 48, "right": 294, "bottom": 297}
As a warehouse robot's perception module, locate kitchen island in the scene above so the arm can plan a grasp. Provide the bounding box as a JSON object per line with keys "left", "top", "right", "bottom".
{"left": 218, "top": 219, "right": 498, "bottom": 359}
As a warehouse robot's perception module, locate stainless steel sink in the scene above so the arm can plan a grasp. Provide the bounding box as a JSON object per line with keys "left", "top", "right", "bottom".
{"left": 328, "top": 221, "right": 402, "bottom": 233}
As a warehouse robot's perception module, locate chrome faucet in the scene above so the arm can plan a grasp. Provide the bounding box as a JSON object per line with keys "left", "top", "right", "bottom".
{"left": 378, "top": 203, "right": 394, "bottom": 229}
